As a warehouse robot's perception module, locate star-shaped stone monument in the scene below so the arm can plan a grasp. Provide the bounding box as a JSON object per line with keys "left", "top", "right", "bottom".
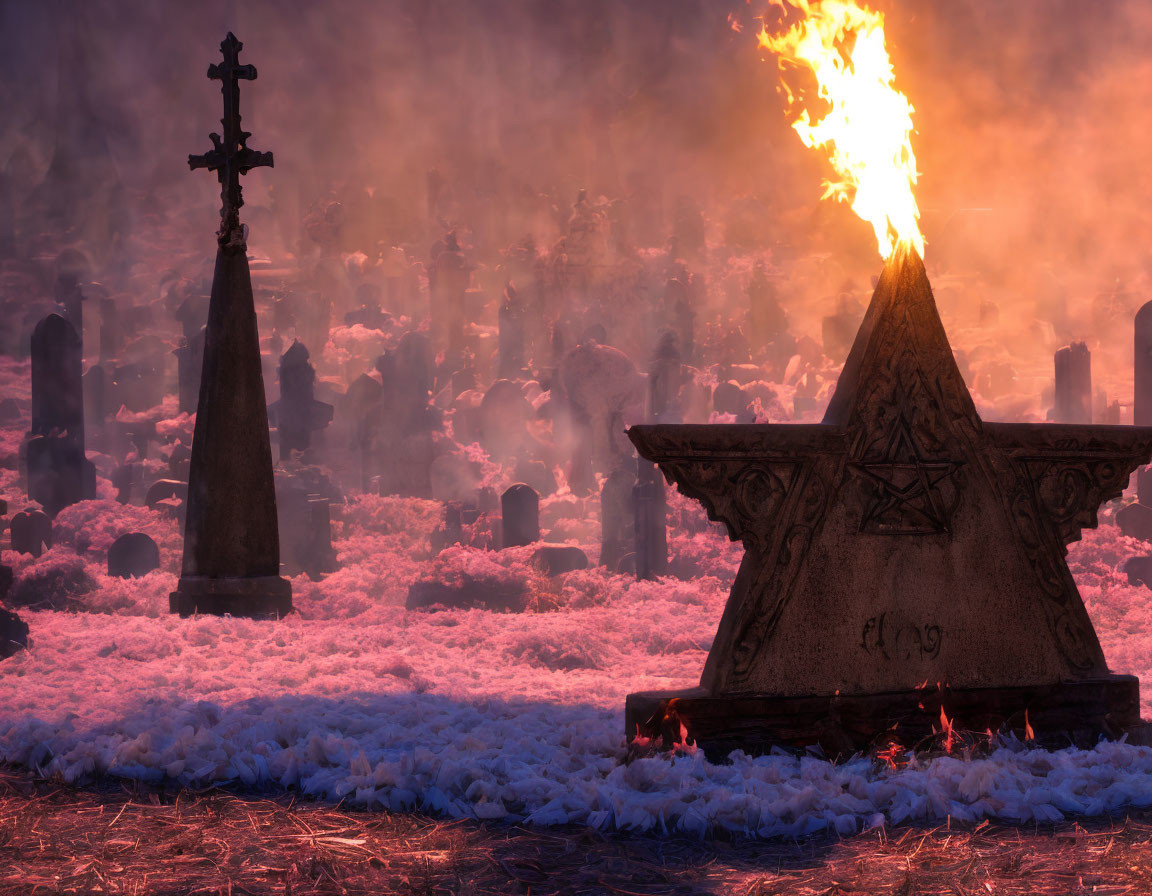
{"left": 627, "top": 247, "right": 1152, "bottom": 756}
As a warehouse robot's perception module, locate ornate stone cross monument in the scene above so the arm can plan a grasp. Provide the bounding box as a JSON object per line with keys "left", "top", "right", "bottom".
{"left": 170, "top": 33, "right": 291, "bottom": 619}
{"left": 628, "top": 247, "right": 1152, "bottom": 756}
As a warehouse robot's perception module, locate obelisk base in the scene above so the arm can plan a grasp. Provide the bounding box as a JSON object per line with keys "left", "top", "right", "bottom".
{"left": 627, "top": 675, "right": 1143, "bottom": 760}
{"left": 170, "top": 575, "right": 293, "bottom": 619}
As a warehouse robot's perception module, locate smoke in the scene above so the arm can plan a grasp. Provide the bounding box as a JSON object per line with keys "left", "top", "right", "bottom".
{"left": 2, "top": 0, "right": 1151, "bottom": 409}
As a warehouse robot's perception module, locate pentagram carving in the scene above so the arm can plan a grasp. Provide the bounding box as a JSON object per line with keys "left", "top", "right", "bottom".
{"left": 849, "top": 414, "right": 963, "bottom": 535}
{"left": 628, "top": 246, "right": 1152, "bottom": 701}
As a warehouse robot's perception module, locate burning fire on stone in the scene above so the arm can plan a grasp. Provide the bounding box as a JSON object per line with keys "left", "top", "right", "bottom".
{"left": 758, "top": 0, "right": 924, "bottom": 260}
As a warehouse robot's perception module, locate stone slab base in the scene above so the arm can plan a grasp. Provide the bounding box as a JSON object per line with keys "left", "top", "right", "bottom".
{"left": 170, "top": 575, "right": 293, "bottom": 620}
{"left": 626, "top": 676, "right": 1141, "bottom": 761}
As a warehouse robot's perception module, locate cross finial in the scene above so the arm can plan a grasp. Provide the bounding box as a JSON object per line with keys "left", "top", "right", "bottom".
{"left": 188, "top": 33, "right": 274, "bottom": 247}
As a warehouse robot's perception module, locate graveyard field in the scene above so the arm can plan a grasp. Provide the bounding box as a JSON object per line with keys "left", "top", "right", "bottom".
{"left": 6, "top": 765, "right": 1152, "bottom": 896}
{"left": 5, "top": 447, "right": 1152, "bottom": 839}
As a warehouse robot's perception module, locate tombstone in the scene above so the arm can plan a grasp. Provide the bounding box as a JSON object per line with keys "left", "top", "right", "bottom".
{"left": 27, "top": 314, "right": 96, "bottom": 517}
{"left": 712, "top": 382, "right": 753, "bottom": 421}
{"left": 276, "top": 483, "right": 337, "bottom": 579}
{"left": 168, "top": 441, "right": 192, "bottom": 481}
{"left": 501, "top": 483, "right": 540, "bottom": 547}
{"left": 1053, "top": 341, "right": 1092, "bottom": 424}
{"left": 31, "top": 314, "right": 84, "bottom": 436}
{"left": 82, "top": 364, "right": 109, "bottom": 427}
{"left": 498, "top": 282, "right": 527, "bottom": 380}
{"left": 530, "top": 545, "right": 589, "bottom": 577}
{"left": 648, "top": 332, "right": 683, "bottom": 424}
{"left": 747, "top": 262, "right": 788, "bottom": 348}
{"left": 171, "top": 34, "right": 291, "bottom": 619}
{"left": 0, "top": 604, "right": 28, "bottom": 660}
{"left": 632, "top": 460, "right": 667, "bottom": 581}
{"left": 1135, "top": 301, "right": 1152, "bottom": 426}
{"left": 270, "top": 341, "right": 334, "bottom": 460}
{"left": 99, "top": 296, "right": 123, "bottom": 362}
{"left": 429, "top": 231, "right": 470, "bottom": 352}
{"left": 174, "top": 326, "right": 207, "bottom": 415}
{"left": 112, "top": 463, "right": 136, "bottom": 504}
{"left": 107, "top": 533, "right": 160, "bottom": 578}
{"left": 430, "top": 502, "right": 465, "bottom": 555}
{"left": 477, "top": 486, "right": 499, "bottom": 514}
{"left": 340, "top": 373, "right": 383, "bottom": 490}
{"left": 10, "top": 510, "right": 52, "bottom": 558}
{"left": 626, "top": 247, "right": 1152, "bottom": 756}
{"left": 478, "top": 379, "right": 532, "bottom": 461}
{"left": 600, "top": 468, "right": 636, "bottom": 571}
{"left": 560, "top": 341, "right": 644, "bottom": 476}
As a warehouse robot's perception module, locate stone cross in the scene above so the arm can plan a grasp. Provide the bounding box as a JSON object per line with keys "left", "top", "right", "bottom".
{"left": 627, "top": 247, "right": 1152, "bottom": 755}
{"left": 171, "top": 33, "right": 289, "bottom": 619}
{"left": 188, "top": 32, "right": 273, "bottom": 246}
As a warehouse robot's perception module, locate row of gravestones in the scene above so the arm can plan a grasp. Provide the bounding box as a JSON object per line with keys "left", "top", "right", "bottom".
{"left": 423, "top": 472, "right": 666, "bottom": 575}
{"left": 6, "top": 506, "right": 161, "bottom": 578}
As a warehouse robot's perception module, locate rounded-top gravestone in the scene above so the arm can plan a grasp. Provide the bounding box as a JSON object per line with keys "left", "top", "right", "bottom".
{"left": 108, "top": 533, "right": 160, "bottom": 578}
{"left": 501, "top": 483, "right": 540, "bottom": 548}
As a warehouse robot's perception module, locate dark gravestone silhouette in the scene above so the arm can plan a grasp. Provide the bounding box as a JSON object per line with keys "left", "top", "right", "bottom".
{"left": 712, "top": 382, "right": 753, "bottom": 422}
{"left": 1053, "top": 341, "right": 1092, "bottom": 424}
{"left": 146, "top": 478, "right": 187, "bottom": 514}
{"left": 0, "top": 603, "right": 28, "bottom": 660}
{"left": 82, "top": 364, "right": 108, "bottom": 427}
{"left": 112, "top": 463, "right": 136, "bottom": 504}
{"left": 647, "top": 332, "right": 683, "bottom": 424}
{"left": 498, "top": 283, "right": 527, "bottom": 380}
{"left": 429, "top": 231, "right": 469, "bottom": 352}
{"left": 627, "top": 247, "right": 1152, "bottom": 756}
{"left": 107, "top": 533, "right": 160, "bottom": 578}
{"left": 27, "top": 314, "right": 95, "bottom": 517}
{"left": 600, "top": 468, "right": 636, "bottom": 572}
{"left": 632, "top": 459, "right": 667, "bottom": 581}
{"left": 171, "top": 33, "right": 290, "bottom": 619}
{"left": 174, "top": 326, "right": 207, "bottom": 415}
{"left": 276, "top": 484, "right": 338, "bottom": 579}
{"left": 501, "top": 483, "right": 540, "bottom": 548}
{"left": 1136, "top": 301, "right": 1152, "bottom": 426}
{"left": 530, "top": 545, "right": 588, "bottom": 576}
{"left": 10, "top": 510, "right": 52, "bottom": 558}
{"left": 270, "top": 341, "right": 333, "bottom": 460}
{"left": 99, "top": 296, "right": 122, "bottom": 362}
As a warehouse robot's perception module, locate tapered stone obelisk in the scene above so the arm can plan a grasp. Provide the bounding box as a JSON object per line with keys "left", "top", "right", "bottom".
{"left": 170, "top": 33, "right": 291, "bottom": 619}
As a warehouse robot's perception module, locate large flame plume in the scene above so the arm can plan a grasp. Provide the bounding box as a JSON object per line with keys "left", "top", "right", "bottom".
{"left": 759, "top": 0, "right": 924, "bottom": 260}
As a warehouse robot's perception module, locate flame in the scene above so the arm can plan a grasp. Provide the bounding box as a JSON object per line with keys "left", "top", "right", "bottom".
{"left": 758, "top": 0, "right": 924, "bottom": 259}
{"left": 1024, "top": 709, "right": 1035, "bottom": 742}
{"left": 939, "top": 706, "right": 955, "bottom": 754}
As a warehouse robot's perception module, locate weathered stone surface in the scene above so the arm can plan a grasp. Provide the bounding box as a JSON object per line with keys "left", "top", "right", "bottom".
{"left": 628, "top": 248, "right": 1152, "bottom": 746}
{"left": 172, "top": 34, "right": 291, "bottom": 620}
{"left": 530, "top": 545, "right": 588, "bottom": 576}
{"left": 107, "top": 532, "right": 160, "bottom": 579}
{"left": 0, "top": 605, "right": 28, "bottom": 660}
{"left": 1117, "top": 501, "right": 1152, "bottom": 542}
{"left": 501, "top": 483, "right": 539, "bottom": 548}
{"left": 10, "top": 510, "right": 52, "bottom": 558}
{"left": 1123, "top": 555, "right": 1152, "bottom": 588}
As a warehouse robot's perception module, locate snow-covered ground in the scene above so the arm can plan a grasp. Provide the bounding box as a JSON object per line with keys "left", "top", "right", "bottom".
{"left": 4, "top": 480, "right": 1152, "bottom": 837}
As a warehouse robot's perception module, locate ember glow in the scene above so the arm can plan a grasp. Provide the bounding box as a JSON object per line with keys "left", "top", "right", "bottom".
{"left": 758, "top": 0, "right": 924, "bottom": 259}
